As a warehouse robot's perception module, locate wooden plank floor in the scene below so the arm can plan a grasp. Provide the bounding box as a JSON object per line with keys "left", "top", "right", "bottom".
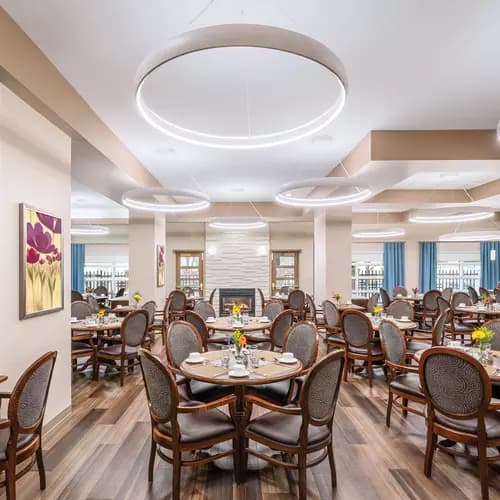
{"left": 3, "top": 336, "right": 500, "bottom": 500}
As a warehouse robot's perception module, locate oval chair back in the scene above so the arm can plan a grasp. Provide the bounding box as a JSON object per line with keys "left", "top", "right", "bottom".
{"left": 94, "top": 285, "right": 108, "bottom": 297}
{"left": 423, "top": 290, "right": 441, "bottom": 313}
{"left": 71, "top": 300, "right": 93, "bottom": 320}
{"left": 341, "top": 310, "right": 374, "bottom": 349}
{"left": 142, "top": 300, "right": 157, "bottom": 327}
{"left": 441, "top": 287, "right": 453, "bottom": 302}
{"left": 288, "top": 289, "right": 306, "bottom": 319}
{"left": 495, "top": 288, "right": 500, "bottom": 304}
{"left": 185, "top": 310, "right": 209, "bottom": 350}
{"left": 87, "top": 295, "right": 99, "bottom": 313}
{"left": 283, "top": 321, "right": 318, "bottom": 371}
{"left": 305, "top": 294, "right": 317, "bottom": 324}
{"left": 121, "top": 310, "right": 149, "bottom": 347}
{"left": 386, "top": 300, "right": 413, "bottom": 320}
{"left": 165, "top": 321, "right": 202, "bottom": 371}
{"left": 263, "top": 300, "right": 283, "bottom": 321}
{"left": 367, "top": 292, "right": 380, "bottom": 313}
{"left": 270, "top": 309, "right": 294, "bottom": 350}
{"left": 392, "top": 286, "right": 408, "bottom": 297}
{"left": 379, "top": 288, "right": 391, "bottom": 308}
{"left": 451, "top": 291, "right": 472, "bottom": 310}
{"left": 71, "top": 290, "right": 83, "bottom": 302}
{"left": 208, "top": 288, "right": 217, "bottom": 305}
{"left": 483, "top": 319, "right": 500, "bottom": 351}
{"left": 479, "top": 287, "right": 490, "bottom": 299}
{"left": 322, "top": 300, "right": 340, "bottom": 330}
{"left": 169, "top": 290, "right": 187, "bottom": 312}
{"left": 194, "top": 300, "right": 216, "bottom": 321}
{"left": 379, "top": 320, "right": 406, "bottom": 366}
{"left": 116, "top": 287, "right": 126, "bottom": 297}
{"left": 468, "top": 286, "right": 479, "bottom": 304}
{"left": 432, "top": 309, "right": 451, "bottom": 346}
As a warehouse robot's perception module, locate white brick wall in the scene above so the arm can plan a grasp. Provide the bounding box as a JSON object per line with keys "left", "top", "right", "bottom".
{"left": 205, "top": 225, "right": 270, "bottom": 315}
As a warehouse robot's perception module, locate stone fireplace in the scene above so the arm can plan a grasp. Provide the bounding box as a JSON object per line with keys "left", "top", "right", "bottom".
{"left": 219, "top": 288, "right": 256, "bottom": 316}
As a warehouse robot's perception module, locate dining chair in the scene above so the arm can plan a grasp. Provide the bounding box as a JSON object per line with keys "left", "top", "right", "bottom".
{"left": 86, "top": 294, "right": 99, "bottom": 313}
{"left": 185, "top": 310, "right": 210, "bottom": 350}
{"left": 263, "top": 300, "right": 284, "bottom": 321}
{"left": 279, "top": 285, "right": 290, "bottom": 295}
{"left": 193, "top": 300, "right": 216, "bottom": 320}
{"left": 367, "top": 292, "right": 380, "bottom": 313}
{"left": 468, "top": 286, "right": 480, "bottom": 304}
{"left": 392, "top": 286, "right": 408, "bottom": 297}
{"left": 494, "top": 288, "right": 500, "bottom": 304}
{"left": 379, "top": 288, "right": 391, "bottom": 308}
{"left": 95, "top": 309, "right": 148, "bottom": 385}
{"left": 440, "top": 295, "right": 473, "bottom": 343}
{"left": 168, "top": 290, "right": 187, "bottom": 321}
{"left": 244, "top": 350, "right": 344, "bottom": 500}
{"left": 208, "top": 288, "right": 217, "bottom": 305}
{"left": 165, "top": 321, "right": 232, "bottom": 402}
{"left": 71, "top": 289, "right": 83, "bottom": 302}
{"left": 379, "top": 320, "right": 425, "bottom": 427}
{"left": 269, "top": 309, "right": 294, "bottom": 351}
{"left": 479, "top": 287, "right": 490, "bottom": 299}
{"left": 415, "top": 289, "right": 441, "bottom": 329}
{"left": 141, "top": 300, "right": 158, "bottom": 349}
{"left": 70, "top": 301, "right": 96, "bottom": 372}
{"left": 419, "top": 347, "right": 500, "bottom": 500}
{"left": 94, "top": 285, "right": 108, "bottom": 297}
{"left": 71, "top": 301, "right": 92, "bottom": 320}
{"left": 305, "top": 294, "right": 319, "bottom": 326}
{"left": 138, "top": 349, "right": 237, "bottom": 500}
{"left": 441, "top": 287, "right": 453, "bottom": 302}
{"left": 288, "top": 289, "right": 306, "bottom": 321}
{"left": 431, "top": 308, "right": 452, "bottom": 347}
{"left": 248, "top": 321, "right": 318, "bottom": 406}
{"left": 386, "top": 300, "right": 413, "bottom": 319}
{"left": 341, "top": 310, "right": 384, "bottom": 387}
{"left": 322, "top": 300, "right": 343, "bottom": 351}
{"left": 0, "top": 351, "right": 57, "bottom": 500}
{"left": 257, "top": 287, "right": 269, "bottom": 313}
{"left": 451, "top": 291, "right": 478, "bottom": 334}
{"left": 181, "top": 286, "right": 194, "bottom": 296}
{"left": 482, "top": 319, "right": 500, "bottom": 350}
{"left": 115, "top": 287, "right": 126, "bottom": 297}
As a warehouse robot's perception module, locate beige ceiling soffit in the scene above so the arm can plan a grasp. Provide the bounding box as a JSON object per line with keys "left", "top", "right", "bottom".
{"left": 371, "top": 130, "right": 500, "bottom": 161}
{"left": 329, "top": 132, "right": 371, "bottom": 177}
{"left": 352, "top": 212, "right": 405, "bottom": 224}
{"left": 71, "top": 218, "right": 129, "bottom": 225}
{"left": 368, "top": 189, "right": 470, "bottom": 204}
{"left": 0, "top": 8, "right": 159, "bottom": 189}
{"left": 469, "top": 178, "right": 500, "bottom": 202}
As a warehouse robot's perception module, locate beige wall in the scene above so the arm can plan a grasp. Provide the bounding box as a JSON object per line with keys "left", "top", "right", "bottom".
{"left": 0, "top": 84, "right": 71, "bottom": 423}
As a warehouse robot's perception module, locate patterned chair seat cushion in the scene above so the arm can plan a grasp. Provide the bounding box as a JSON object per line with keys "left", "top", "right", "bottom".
{"left": 389, "top": 373, "right": 424, "bottom": 398}
{"left": 247, "top": 412, "right": 330, "bottom": 446}
{"left": 349, "top": 343, "right": 383, "bottom": 356}
{"left": 0, "top": 429, "right": 35, "bottom": 460}
{"left": 188, "top": 380, "right": 234, "bottom": 403}
{"left": 71, "top": 341, "right": 93, "bottom": 355}
{"left": 246, "top": 380, "right": 292, "bottom": 406}
{"left": 97, "top": 344, "right": 138, "bottom": 356}
{"left": 435, "top": 411, "right": 500, "bottom": 438}
{"left": 157, "top": 407, "right": 234, "bottom": 443}
{"left": 406, "top": 341, "right": 431, "bottom": 355}
{"left": 326, "top": 333, "right": 345, "bottom": 345}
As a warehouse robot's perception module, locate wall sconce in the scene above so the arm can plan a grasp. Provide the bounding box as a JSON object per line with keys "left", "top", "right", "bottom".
{"left": 207, "top": 245, "right": 217, "bottom": 256}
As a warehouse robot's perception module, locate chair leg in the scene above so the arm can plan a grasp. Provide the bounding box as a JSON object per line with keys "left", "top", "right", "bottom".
{"left": 172, "top": 450, "right": 181, "bottom": 500}
{"left": 367, "top": 360, "right": 373, "bottom": 388}
{"left": 148, "top": 439, "right": 157, "bottom": 482}
{"left": 402, "top": 398, "right": 409, "bottom": 418}
{"left": 93, "top": 360, "right": 100, "bottom": 381}
{"left": 386, "top": 390, "right": 393, "bottom": 428}
{"left": 298, "top": 451, "right": 307, "bottom": 500}
{"left": 120, "top": 361, "right": 125, "bottom": 387}
{"left": 238, "top": 437, "right": 248, "bottom": 483}
{"left": 327, "top": 442, "right": 337, "bottom": 489}
{"left": 6, "top": 459, "right": 16, "bottom": 500}
{"left": 424, "top": 424, "right": 436, "bottom": 477}
{"left": 478, "top": 442, "right": 490, "bottom": 500}
{"left": 36, "top": 446, "right": 46, "bottom": 490}
{"left": 343, "top": 355, "right": 349, "bottom": 382}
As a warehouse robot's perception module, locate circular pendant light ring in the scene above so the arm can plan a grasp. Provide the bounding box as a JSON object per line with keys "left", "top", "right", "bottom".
{"left": 122, "top": 188, "right": 210, "bottom": 213}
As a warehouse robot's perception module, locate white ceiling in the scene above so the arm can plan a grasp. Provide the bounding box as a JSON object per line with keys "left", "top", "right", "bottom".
{"left": 3, "top": 0, "right": 500, "bottom": 204}
{"left": 71, "top": 180, "right": 129, "bottom": 219}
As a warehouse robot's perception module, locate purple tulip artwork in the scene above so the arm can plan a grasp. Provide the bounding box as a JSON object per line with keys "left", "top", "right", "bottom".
{"left": 20, "top": 204, "right": 63, "bottom": 319}
{"left": 157, "top": 244, "right": 165, "bottom": 287}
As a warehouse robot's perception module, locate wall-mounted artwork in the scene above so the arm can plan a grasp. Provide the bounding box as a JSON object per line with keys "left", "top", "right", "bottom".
{"left": 20, "top": 204, "right": 63, "bottom": 319}
{"left": 157, "top": 244, "right": 165, "bottom": 287}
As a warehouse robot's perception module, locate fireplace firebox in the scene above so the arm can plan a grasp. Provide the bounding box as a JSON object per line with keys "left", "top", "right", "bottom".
{"left": 219, "top": 288, "right": 255, "bottom": 316}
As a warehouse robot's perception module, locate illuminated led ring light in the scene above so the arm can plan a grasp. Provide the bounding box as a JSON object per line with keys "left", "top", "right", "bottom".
{"left": 276, "top": 177, "right": 372, "bottom": 207}
{"left": 409, "top": 210, "right": 494, "bottom": 224}
{"left": 122, "top": 188, "right": 210, "bottom": 213}
{"left": 209, "top": 219, "right": 267, "bottom": 230}
{"left": 353, "top": 228, "right": 405, "bottom": 239}
{"left": 440, "top": 231, "right": 500, "bottom": 242}
{"left": 71, "top": 225, "right": 110, "bottom": 236}
{"left": 136, "top": 24, "right": 347, "bottom": 149}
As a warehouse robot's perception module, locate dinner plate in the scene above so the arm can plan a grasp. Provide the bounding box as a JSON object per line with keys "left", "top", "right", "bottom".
{"left": 70, "top": 319, "right": 80, "bottom": 324}
{"left": 185, "top": 357, "right": 207, "bottom": 364}
{"left": 258, "top": 319, "right": 270, "bottom": 323}
{"left": 228, "top": 369, "right": 249, "bottom": 378}
{"left": 397, "top": 319, "right": 413, "bottom": 323}
{"left": 233, "top": 323, "right": 243, "bottom": 328}
{"left": 206, "top": 319, "right": 216, "bottom": 324}
{"left": 278, "top": 357, "right": 298, "bottom": 364}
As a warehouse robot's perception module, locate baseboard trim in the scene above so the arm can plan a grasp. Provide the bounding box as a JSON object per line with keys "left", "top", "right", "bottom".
{"left": 43, "top": 405, "right": 72, "bottom": 434}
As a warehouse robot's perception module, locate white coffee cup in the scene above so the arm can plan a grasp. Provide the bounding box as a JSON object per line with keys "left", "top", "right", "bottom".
{"left": 493, "top": 357, "right": 500, "bottom": 369}
{"left": 400, "top": 315, "right": 408, "bottom": 321}
{"left": 260, "top": 316, "right": 269, "bottom": 322}
{"left": 232, "top": 363, "right": 246, "bottom": 375}
{"left": 188, "top": 352, "right": 202, "bottom": 362}
{"left": 207, "top": 316, "right": 215, "bottom": 321}
{"left": 346, "top": 300, "right": 352, "bottom": 305}
{"left": 397, "top": 294, "right": 402, "bottom": 297}
{"left": 459, "top": 303, "right": 466, "bottom": 307}
{"left": 282, "top": 352, "right": 294, "bottom": 361}
{"left": 71, "top": 316, "right": 77, "bottom": 322}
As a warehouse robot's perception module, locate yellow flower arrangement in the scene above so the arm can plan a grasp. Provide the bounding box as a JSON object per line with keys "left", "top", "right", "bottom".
{"left": 373, "top": 305, "right": 384, "bottom": 316}
{"left": 133, "top": 292, "right": 142, "bottom": 303}
{"left": 232, "top": 329, "right": 247, "bottom": 353}
{"left": 97, "top": 308, "right": 106, "bottom": 319}
{"left": 232, "top": 304, "right": 241, "bottom": 316}
{"left": 472, "top": 326, "right": 494, "bottom": 344}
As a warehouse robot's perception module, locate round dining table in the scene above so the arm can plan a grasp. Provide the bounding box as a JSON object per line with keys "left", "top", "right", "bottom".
{"left": 71, "top": 319, "right": 123, "bottom": 332}
{"left": 454, "top": 305, "right": 500, "bottom": 321}
{"left": 205, "top": 316, "right": 273, "bottom": 332}
{"left": 181, "top": 348, "right": 302, "bottom": 475}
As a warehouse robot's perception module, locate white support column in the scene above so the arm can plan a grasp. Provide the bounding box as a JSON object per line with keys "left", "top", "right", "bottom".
{"left": 128, "top": 214, "right": 166, "bottom": 306}
{"left": 405, "top": 240, "right": 419, "bottom": 291}
{"left": 314, "top": 210, "right": 353, "bottom": 303}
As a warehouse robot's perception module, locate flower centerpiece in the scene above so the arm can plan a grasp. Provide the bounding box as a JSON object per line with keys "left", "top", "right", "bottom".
{"left": 132, "top": 292, "right": 142, "bottom": 308}
{"left": 412, "top": 287, "right": 419, "bottom": 296}
{"left": 232, "top": 329, "right": 247, "bottom": 358}
{"left": 373, "top": 305, "right": 384, "bottom": 318}
{"left": 86, "top": 287, "right": 94, "bottom": 294}
{"left": 97, "top": 308, "right": 106, "bottom": 324}
{"left": 472, "top": 326, "right": 495, "bottom": 364}
{"left": 232, "top": 303, "right": 242, "bottom": 322}
{"left": 333, "top": 293, "right": 342, "bottom": 305}
{"left": 481, "top": 293, "right": 492, "bottom": 310}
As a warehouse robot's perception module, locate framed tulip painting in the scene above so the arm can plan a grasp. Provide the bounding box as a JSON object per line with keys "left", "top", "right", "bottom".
{"left": 19, "top": 204, "right": 64, "bottom": 319}
{"left": 157, "top": 244, "right": 165, "bottom": 287}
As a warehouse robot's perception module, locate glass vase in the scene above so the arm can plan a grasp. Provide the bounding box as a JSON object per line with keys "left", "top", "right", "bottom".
{"left": 478, "top": 343, "right": 491, "bottom": 365}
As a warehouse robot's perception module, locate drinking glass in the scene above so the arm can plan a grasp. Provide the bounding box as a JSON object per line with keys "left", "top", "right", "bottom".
{"left": 221, "top": 346, "right": 230, "bottom": 368}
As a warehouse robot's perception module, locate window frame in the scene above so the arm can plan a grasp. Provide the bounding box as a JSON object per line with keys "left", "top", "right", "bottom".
{"left": 175, "top": 250, "right": 204, "bottom": 295}
{"left": 271, "top": 250, "right": 300, "bottom": 293}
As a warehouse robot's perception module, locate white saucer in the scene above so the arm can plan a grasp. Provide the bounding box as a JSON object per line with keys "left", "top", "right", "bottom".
{"left": 278, "top": 357, "right": 298, "bottom": 364}
{"left": 206, "top": 319, "right": 216, "bottom": 324}
{"left": 398, "top": 319, "right": 412, "bottom": 323}
{"left": 233, "top": 323, "right": 243, "bottom": 328}
{"left": 70, "top": 318, "right": 80, "bottom": 323}
{"left": 229, "top": 369, "right": 249, "bottom": 378}
{"left": 185, "top": 357, "right": 206, "bottom": 364}
{"left": 259, "top": 319, "right": 270, "bottom": 323}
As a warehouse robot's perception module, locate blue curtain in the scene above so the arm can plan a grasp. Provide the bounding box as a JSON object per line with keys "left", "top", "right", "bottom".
{"left": 418, "top": 241, "right": 437, "bottom": 293}
{"left": 480, "top": 241, "right": 500, "bottom": 290}
{"left": 383, "top": 242, "right": 405, "bottom": 295}
{"left": 71, "top": 244, "right": 85, "bottom": 292}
